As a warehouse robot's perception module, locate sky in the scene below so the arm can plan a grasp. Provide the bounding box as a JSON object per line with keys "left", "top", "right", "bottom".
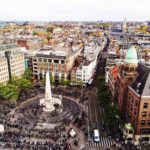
{"left": 0, "top": 0, "right": 150, "bottom": 21}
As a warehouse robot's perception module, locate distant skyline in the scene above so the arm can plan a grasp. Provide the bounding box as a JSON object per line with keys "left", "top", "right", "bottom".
{"left": 0, "top": 0, "right": 150, "bottom": 21}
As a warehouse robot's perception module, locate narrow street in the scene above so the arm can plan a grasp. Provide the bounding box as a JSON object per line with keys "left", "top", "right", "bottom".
{"left": 84, "top": 41, "right": 113, "bottom": 149}
{"left": 88, "top": 90, "right": 106, "bottom": 137}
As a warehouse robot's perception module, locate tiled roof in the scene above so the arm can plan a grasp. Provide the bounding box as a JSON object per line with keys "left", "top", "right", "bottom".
{"left": 0, "top": 44, "right": 19, "bottom": 51}
{"left": 110, "top": 66, "right": 119, "bottom": 81}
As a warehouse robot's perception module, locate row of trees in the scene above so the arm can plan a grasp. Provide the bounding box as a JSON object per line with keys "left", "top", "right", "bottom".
{"left": 96, "top": 75, "right": 119, "bottom": 128}
{"left": 41, "top": 73, "right": 83, "bottom": 87}
{"left": 0, "top": 69, "right": 33, "bottom": 101}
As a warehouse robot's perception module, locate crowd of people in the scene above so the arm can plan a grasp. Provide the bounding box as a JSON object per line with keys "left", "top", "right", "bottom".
{"left": 0, "top": 85, "right": 89, "bottom": 150}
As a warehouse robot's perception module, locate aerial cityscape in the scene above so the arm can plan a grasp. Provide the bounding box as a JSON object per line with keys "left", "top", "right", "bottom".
{"left": 0, "top": 0, "right": 150, "bottom": 150}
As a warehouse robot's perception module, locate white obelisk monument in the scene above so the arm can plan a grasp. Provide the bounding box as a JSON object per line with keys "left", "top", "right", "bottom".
{"left": 40, "top": 72, "right": 62, "bottom": 112}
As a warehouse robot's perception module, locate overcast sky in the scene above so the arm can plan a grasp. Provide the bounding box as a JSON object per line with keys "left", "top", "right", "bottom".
{"left": 0, "top": 0, "right": 150, "bottom": 21}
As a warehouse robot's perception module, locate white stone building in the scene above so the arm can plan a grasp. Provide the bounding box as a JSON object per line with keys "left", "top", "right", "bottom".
{"left": 0, "top": 44, "right": 25, "bottom": 84}
{"left": 31, "top": 45, "right": 83, "bottom": 81}
{"left": 76, "top": 60, "right": 96, "bottom": 83}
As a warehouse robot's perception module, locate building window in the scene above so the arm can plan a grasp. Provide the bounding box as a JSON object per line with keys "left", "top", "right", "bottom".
{"left": 61, "top": 60, "right": 65, "bottom": 64}
{"left": 44, "top": 59, "right": 47, "bottom": 62}
{"left": 141, "top": 120, "right": 146, "bottom": 125}
{"left": 48, "top": 59, "right": 51, "bottom": 63}
{"left": 135, "top": 102, "right": 138, "bottom": 107}
{"left": 142, "top": 111, "right": 147, "bottom": 117}
{"left": 55, "top": 64, "right": 58, "bottom": 68}
{"left": 128, "top": 94, "right": 131, "bottom": 100}
{"left": 125, "top": 67, "right": 129, "bottom": 71}
{"left": 143, "top": 103, "right": 148, "bottom": 109}
{"left": 130, "top": 67, "right": 134, "bottom": 72}
{"left": 54, "top": 60, "right": 59, "bottom": 63}
{"left": 134, "top": 111, "right": 136, "bottom": 116}
{"left": 38, "top": 58, "right": 42, "bottom": 62}
{"left": 131, "top": 96, "right": 134, "bottom": 102}
{"left": 129, "top": 130, "right": 133, "bottom": 134}
{"left": 141, "top": 129, "right": 150, "bottom": 134}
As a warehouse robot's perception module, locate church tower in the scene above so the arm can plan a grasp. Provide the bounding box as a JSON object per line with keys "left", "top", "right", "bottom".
{"left": 121, "top": 46, "right": 138, "bottom": 79}
{"left": 116, "top": 46, "right": 138, "bottom": 117}
{"left": 123, "top": 17, "right": 127, "bottom": 33}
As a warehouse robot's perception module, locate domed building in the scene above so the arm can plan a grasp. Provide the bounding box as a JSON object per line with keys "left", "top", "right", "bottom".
{"left": 116, "top": 46, "right": 138, "bottom": 117}
{"left": 112, "top": 46, "right": 150, "bottom": 144}
{"left": 124, "top": 46, "right": 138, "bottom": 64}
{"left": 123, "top": 46, "right": 138, "bottom": 78}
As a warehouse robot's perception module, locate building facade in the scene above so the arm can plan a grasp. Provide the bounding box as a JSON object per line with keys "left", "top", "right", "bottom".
{"left": 0, "top": 44, "right": 25, "bottom": 84}
{"left": 126, "top": 63, "right": 150, "bottom": 144}
{"left": 107, "top": 66, "right": 119, "bottom": 100}
{"left": 32, "top": 47, "right": 82, "bottom": 82}
{"left": 116, "top": 46, "right": 138, "bottom": 117}
{"left": 75, "top": 60, "right": 96, "bottom": 83}
{"left": 17, "top": 39, "right": 42, "bottom": 50}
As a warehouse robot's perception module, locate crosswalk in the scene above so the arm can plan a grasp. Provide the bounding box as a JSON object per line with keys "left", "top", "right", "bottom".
{"left": 85, "top": 137, "right": 114, "bottom": 148}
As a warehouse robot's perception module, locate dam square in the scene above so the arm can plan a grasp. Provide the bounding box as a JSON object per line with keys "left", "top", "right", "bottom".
{"left": 0, "top": 0, "right": 150, "bottom": 150}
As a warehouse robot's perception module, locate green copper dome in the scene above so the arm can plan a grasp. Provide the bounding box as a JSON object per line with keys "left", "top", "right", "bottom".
{"left": 124, "top": 46, "right": 138, "bottom": 64}
{"left": 125, "top": 123, "right": 134, "bottom": 130}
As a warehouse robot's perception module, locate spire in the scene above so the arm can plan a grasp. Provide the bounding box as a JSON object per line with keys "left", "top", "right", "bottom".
{"left": 123, "top": 17, "right": 126, "bottom": 28}
{"left": 123, "top": 17, "right": 127, "bottom": 33}
{"left": 45, "top": 71, "right": 52, "bottom": 100}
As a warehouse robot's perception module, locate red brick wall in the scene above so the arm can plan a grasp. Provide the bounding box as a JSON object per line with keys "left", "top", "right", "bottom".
{"left": 137, "top": 97, "right": 150, "bottom": 134}
{"left": 126, "top": 88, "right": 140, "bottom": 133}
{"left": 17, "top": 40, "right": 29, "bottom": 49}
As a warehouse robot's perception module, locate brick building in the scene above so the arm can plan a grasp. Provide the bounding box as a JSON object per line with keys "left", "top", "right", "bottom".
{"left": 126, "top": 63, "right": 150, "bottom": 143}
{"left": 17, "top": 39, "right": 42, "bottom": 50}
{"left": 116, "top": 46, "right": 138, "bottom": 117}
{"left": 107, "top": 66, "right": 119, "bottom": 100}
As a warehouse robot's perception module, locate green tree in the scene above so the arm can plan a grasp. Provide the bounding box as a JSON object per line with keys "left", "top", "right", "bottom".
{"left": 104, "top": 103, "right": 119, "bottom": 128}
{"left": 0, "top": 83, "right": 5, "bottom": 99}
{"left": 76, "top": 80, "right": 83, "bottom": 87}
{"left": 19, "top": 78, "right": 32, "bottom": 91}
{"left": 63, "top": 80, "right": 70, "bottom": 86}
{"left": 96, "top": 75, "right": 105, "bottom": 88}
{"left": 0, "top": 74, "right": 32, "bottom": 101}
{"left": 60, "top": 78, "right": 70, "bottom": 86}
{"left": 50, "top": 75, "right": 55, "bottom": 85}
{"left": 47, "top": 35, "right": 52, "bottom": 41}
{"left": 33, "top": 31, "right": 38, "bottom": 36}
{"left": 46, "top": 27, "right": 53, "bottom": 33}
{"left": 23, "top": 69, "right": 33, "bottom": 80}
{"left": 0, "top": 84, "right": 19, "bottom": 100}
{"left": 99, "top": 91, "right": 110, "bottom": 107}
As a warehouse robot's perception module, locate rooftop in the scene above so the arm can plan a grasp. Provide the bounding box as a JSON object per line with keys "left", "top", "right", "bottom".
{"left": 131, "top": 63, "right": 150, "bottom": 96}
{"left": 0, "top": 44, "right": 19, "bottom": 51}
